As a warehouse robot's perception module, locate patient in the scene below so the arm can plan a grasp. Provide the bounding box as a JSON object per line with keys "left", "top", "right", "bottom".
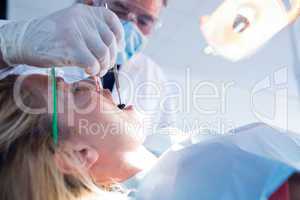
{"left": 1, "top": 74, "right": 300, "bottom": 200}
{"left": 0, "top": 74, "right": 156, "bottom": 200}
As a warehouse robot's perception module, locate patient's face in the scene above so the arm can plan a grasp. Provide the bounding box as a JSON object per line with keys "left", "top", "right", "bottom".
{"left": 22, "top": 74, "right": 145, "bottom": 184}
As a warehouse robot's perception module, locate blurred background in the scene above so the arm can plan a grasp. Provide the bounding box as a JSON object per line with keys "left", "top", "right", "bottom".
{"left": 3, "top": 0, "right": 300, "bottom": 133}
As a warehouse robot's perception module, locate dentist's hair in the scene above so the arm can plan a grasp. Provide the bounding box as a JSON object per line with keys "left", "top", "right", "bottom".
{"left": 0, "top": 75, "right": 105, "bottom": 200}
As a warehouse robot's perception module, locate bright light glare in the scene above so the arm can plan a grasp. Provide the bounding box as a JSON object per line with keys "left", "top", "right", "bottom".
{"left": 200, "top": 0, "right": 289, "bottom": 62}
{"left": 124, "top": 147, "right": 157, "bottom": 170}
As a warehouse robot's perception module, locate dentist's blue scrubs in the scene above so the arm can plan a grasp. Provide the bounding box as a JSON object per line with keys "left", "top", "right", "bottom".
{"left": 127, "top": 123, "right": 300, "bottom": 200}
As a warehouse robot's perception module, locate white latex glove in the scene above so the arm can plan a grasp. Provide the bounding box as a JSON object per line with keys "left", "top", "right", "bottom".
{"left": 0, "top": 4, "right": 124, "bottom": 76}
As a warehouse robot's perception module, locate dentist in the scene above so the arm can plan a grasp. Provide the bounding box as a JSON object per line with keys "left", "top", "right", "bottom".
{"left": 0, "top": 4, "right": 124, "bottom": 76}
{"left": 0, "top": 0, "right": 177, "bottom": 156}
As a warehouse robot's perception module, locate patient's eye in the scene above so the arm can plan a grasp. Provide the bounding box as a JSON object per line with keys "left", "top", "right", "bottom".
{"left": 71, "top": 83, "right": 88, "bottom": 94}
{"left": 71, "top": 79, "right": 96, "bottom": 94}
{"left": 71, "top": 83, "right": 81, "bottom": 93}
{"left": 71, "top": 80, "right": 95, "bottom": 108}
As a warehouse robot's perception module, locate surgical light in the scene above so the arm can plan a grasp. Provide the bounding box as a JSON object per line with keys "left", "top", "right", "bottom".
{"left": 201, "top": 0, "right": 300, "bottom": 62}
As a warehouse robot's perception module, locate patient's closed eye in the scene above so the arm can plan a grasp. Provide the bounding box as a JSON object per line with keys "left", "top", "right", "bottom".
{"left": 71, "top": 81, "right": 95, "bottom": 108}
{"left": 72, "top": 84, "right": 88, "bottom": 94}
{"left": 71, "top": 80, "right": 95, "bottom": 94}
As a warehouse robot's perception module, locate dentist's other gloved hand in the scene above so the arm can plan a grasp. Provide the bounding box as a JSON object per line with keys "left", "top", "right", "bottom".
{"left": 0, "top": 4, "right": 124, "bottom": 76}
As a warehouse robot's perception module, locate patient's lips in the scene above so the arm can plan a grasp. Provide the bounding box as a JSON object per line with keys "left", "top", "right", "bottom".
{"left": 102, "top": 89, "right": 126, "bottom": 109}
{"left": 123, "top": 105, "right": 134, "bottom": 112}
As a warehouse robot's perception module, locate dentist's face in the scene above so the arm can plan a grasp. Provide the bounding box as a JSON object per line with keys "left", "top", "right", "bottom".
{"left": 83, "top": 0, "right": 163, "bottom": 35}
{"left": 110, "top": 0, "right": 163, "bottom": 35}
{"left": 23, "top": 75, "right": 145, "bottom": 185}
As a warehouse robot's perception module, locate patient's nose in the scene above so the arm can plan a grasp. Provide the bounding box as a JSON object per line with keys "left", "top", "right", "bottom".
{"left": 102, "top": 89, "right": 113, "bottom": 100}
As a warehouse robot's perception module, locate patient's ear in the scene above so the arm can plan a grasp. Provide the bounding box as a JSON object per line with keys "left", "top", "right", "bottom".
{"left": 75, "top": 144, "right": 99, "bottom": 169}
{"left": 55, "top": 143, "right": 99, "bottom": 174}
{"left": 73, "top": 143, "right": 99, "bottom": 169}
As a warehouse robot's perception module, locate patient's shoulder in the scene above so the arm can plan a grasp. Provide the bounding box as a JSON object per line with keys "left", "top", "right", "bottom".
{"left": 233, "top": 122, "right": 279, "bottom": 132}
{"left": 232, "top": 122, "right": 299, "bottom": 136}
{"left": 162, "top": 123, "right": 300, "bottom": 169}
{"left": 234, "top": 122, "right": 268, "bottom": 132}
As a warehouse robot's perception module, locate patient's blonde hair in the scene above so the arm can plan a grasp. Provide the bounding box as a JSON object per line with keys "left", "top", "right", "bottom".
{"left": 0, "top": 75, "right": 104, "bottom": 200}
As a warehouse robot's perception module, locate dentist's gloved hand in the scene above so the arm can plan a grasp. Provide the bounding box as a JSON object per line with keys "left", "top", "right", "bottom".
{"left": 0, "top": 4, "right": 124, "bottom": 76}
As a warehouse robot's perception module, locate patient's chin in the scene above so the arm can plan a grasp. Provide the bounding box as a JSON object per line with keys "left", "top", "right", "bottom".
{"left": 123, "top": 107, "right": 146, "bottom": 144}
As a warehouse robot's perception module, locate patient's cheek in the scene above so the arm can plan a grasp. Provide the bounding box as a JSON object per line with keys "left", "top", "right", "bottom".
{"left": 73, "top": 90, "right": 94, "bottom": 110}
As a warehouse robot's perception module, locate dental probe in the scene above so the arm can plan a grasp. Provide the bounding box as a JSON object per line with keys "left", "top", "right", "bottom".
{"left": 113, "top": 65, "right": 126, "bottom": 110}
{"left": 92, "top": 2, "right": 108, "bottom": 93}
{"left": 103, "top": 2, "right": 125, "bottom": 110}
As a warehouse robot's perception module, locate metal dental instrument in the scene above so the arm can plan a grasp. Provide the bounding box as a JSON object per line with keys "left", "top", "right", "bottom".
{"left": 113, "top": 65, "right": 126, "bottom": 109}
{"left": 92, "top": 3, "right": 109, "bottom": 93}
{"left": 103, "top": 2, "right": 125, "bottom": 109}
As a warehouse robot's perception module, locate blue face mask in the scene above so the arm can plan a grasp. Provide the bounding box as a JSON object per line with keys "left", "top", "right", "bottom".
{"left": 116, "top": 20, "right": 148, "bottom": 65}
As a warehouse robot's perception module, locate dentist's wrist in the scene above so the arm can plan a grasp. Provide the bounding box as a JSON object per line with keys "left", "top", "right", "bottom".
{"left": 0, "top": 20, "right": 32, "bottom": 67}
{"left": 0, "top": 20, "right": 10, "bottom": 68}
{"left": 0, "top": 37, "right": 9, "bottom": 68}
{"left": 0, "top": 53, "right": 9, "bottom": 68}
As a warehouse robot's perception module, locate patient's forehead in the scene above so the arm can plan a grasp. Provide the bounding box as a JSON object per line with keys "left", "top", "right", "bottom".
{"left": 20, "top": 74, "right": 100, "bottom": 98}
{"left": 20, "top": 74, "right": 68, "bottom": 100}
{"left": 21, "top": 74, "right": 65, "bottom": 89}
{"left": 20, "top": 74, "right": 49, "bottom": 91}
{"left": 20, "top": 74, "right": 100, "bottom": 100}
